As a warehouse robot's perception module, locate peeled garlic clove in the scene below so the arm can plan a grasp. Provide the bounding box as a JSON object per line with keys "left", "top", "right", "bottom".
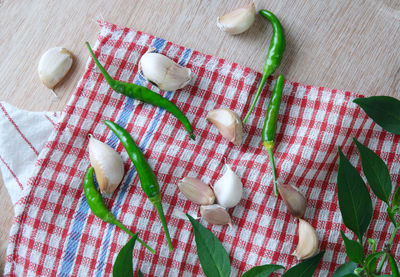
{"left": 207, "top": 108, "right": 243, "bottom": 145}
{"left": 278, "top": 184, "right": 307, "bottom": 218}
{"left": 139, "top": 52, "right": 191, "bottom": 91}
{"left": 217, "top": 2, "right": 256, "bottom": 35}
{"left": 88, "top": 135, "right": 124, "bottom": 194}
{"left": 178, "top": 177, "right": 215, "bottom": 205}
{"left": 38, "top": 47, "right": 73, "bottom": 89}
{"left": 294, "top": 219, "right": 319, "bottom": 260}
{"left": 200, "top": 204, "right": 232, "bottom": 226}
{"left": 213, "top": 164, "right": 243, "bottom": 208}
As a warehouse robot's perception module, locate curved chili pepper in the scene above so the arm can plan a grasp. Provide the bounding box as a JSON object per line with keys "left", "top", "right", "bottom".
{"left": 262, "top": 75, "right": 284, "bottom": 196}
{"left": 86, "top": 42, "right": 195, "bottom": 140}
{"left": 104, "top": 120, "right": 174, "bottom": 251}
{"left": 83, "top": 167, "right": 155, "bottom": 254}
{"left": 243, "top": 10, "right": 285, "bottom": 124}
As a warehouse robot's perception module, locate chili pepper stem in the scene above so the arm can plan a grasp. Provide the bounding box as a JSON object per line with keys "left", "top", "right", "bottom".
{"left": 264, "top": 142, "right": 278, "bottom": 196}
{"left": 113, "top": 220, "right": 156, "bottom": 254}
{"left": 86, "top": 42, "right": 120, "bottom": 91}
{"left": 243, "top": 74, "right": 269, "bottom": 124}
{"left": 152, "top": 200, "right": 174, "bottom": 251}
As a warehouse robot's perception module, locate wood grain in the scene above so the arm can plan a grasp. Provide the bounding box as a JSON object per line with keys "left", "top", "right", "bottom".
{"left": 0, "top": 0, "right": 399, "bottom": 273}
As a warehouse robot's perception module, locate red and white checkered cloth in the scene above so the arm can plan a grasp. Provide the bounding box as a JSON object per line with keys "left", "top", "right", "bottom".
{"left": 3, "top": 21, "right": 400, "bottom": 276}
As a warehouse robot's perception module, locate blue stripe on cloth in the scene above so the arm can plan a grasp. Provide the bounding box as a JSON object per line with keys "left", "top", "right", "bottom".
{"left": 59, "top": 36, "right": 192, "bottom": 276}
{"left": 94, "top": 37, "right": 168, "bottom": 277}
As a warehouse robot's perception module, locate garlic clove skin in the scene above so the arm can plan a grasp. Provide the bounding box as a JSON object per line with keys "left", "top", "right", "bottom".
{"left": 38, "top": 47, "right": 73, "bottom": 89}
{"left": 278, "top": 184, "right": 307, "bottom": 218}
{"left": 213, "top": 164, "right": 243, "bottom": 208}
{"left": 294, "top": 219, "right": 319, "bottom": 260}
{"left": 200, "top": 204, "right": 232, "bottom": 226}
{"left": 207, "top": 108, "right": 243, "bottom": 145}
{"left": 88, "top": 135, "right": 125, "bottom": 194}
{"left": 217, "top": 2, "right": 256, "bottom": 35}
{"left": 139, "top": 52, "right": 191, "bottom": 91}
{"left": 178, "top": 177, "right": 215, "bottom": 205}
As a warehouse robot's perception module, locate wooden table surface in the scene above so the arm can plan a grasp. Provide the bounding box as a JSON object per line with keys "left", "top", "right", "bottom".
{"left": 1, "top": 0, "right": 399, "bottom": 273}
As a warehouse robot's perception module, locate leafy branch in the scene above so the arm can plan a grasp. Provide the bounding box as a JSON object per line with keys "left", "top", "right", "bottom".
{"left": 335, "top": 138, "right": 400, "bottom": 276}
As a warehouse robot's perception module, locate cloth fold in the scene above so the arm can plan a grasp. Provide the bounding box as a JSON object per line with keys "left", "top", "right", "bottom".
{"left": 0, "top": 101, "right": 61, "bottom": 206}
{"left": 2, "top": 21, "right": 399, "bottom": 276}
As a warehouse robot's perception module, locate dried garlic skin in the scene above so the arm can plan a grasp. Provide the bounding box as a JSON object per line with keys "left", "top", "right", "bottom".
{"left": 200, "top": 204, "right": 232, "bottom": 226}
{"left": 178, "top": 177, "right": 215, "bottom": 205}
{"left": 294, "top": 218, "right": 319, "bottom": 260}
{"left": 278, "top": 183, "right": 307, "bottom": 218}
{"left": 207, "top": 108, "right": 243, "bottom": 145}
{"left": 38, "top": 47, "right": 73, "bottom": 89}
{"left": 88, "top": 135, "right": 124, "bottom": 194}
{"left": 217, "top": 2, "right": 256, "bottom": 35}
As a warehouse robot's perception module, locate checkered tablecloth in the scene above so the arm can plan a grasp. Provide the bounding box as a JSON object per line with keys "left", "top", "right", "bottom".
{"left": 4, "top": 21, "right": 400, "bottom": 276}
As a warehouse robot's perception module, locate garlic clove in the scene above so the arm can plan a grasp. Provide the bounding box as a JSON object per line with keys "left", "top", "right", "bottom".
{"left": 178, "top": 177, "right": 215, "bottom": 205}
{"left": 278, "top": 183, "right": 307, "bottom": 218}
{"left": 217, "top": 2, "right": 256, "bottom": 35}
{"left": 213, "top": 164, "right": 243, "bottom": 208}
{"left": 38, "top": 47, "right": 73, "bottom": 89}
{"left": 88, "top": 135, "right": 125, "bottom": 194}
{"left": 294, "top": 219, "right": 319, "bottom": 260}
{"left": 200, "top": 204, "right": 232, "bottom": 226}
{"left": 139, "top": 52, "right": 191, "bottom": 91}
{"left": 207, "top": 108, "right": 243, "bottom": 145}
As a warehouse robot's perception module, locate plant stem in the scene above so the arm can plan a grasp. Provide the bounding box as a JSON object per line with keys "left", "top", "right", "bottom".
{"left": 154, "top": 201, "right": 174, "bottom": 251}
{"left": 114, "top": 221, "right": 156, "bottom": 254}
{"left": 376, "top": 225, "right": 399, "bottom": 274}
{"left": 266, "top": 147, "right": 278, "bottom": 196}
{"left": 243, "top": 74, "right": 269, "bottom": 124}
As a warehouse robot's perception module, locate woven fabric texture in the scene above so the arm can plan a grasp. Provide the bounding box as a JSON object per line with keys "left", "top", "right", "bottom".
{"left": 4, "top": 21, "right": 400, "bottom": 276}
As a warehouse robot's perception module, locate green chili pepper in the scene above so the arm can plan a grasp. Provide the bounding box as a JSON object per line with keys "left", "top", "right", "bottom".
{"left": 86, "top": 42, "right": 195, "bottom": 140}
{"left": 83, "top": 167, "right": 155, "bottom": 254}
{"left": 262, "top": 75, "right": 284, "bottom": 196}
{"left": 243, "top": 10, "right": 285, "bottom": 124}
{"left": 104, "top": 120, "right": 174, "bottom": 251}
{"left": 389, "top": 253, "right": 400, "bottom": 277}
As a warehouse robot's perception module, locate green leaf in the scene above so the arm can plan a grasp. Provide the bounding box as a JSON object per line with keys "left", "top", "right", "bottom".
{"left": 138, "top": 269, "right": 144, "bottom": 277}
{"left": 393, "top": 184, "right": 400, "bottom": 208}
{"left": 187, "top": 214, "right": 231, "bottom": 277}
{"left": 353, "top": 138, "right": 392, "bottom": 204}
{"left": 389, "top": 253, "right": 400, "bottom": 277}
{"left": 337, "top": 147, "right": 373, "bottom": 241}
{"left": 340, "top": 231, "right": 365, "bottom": 264}
{"left": 242, "top": 264, "right": 284, "bottom": 277}
{"left": 332, "top": 261, "right": 358, "bottom": 277}
{"left": 113, "top": 234, "right": 137, "bottom": 277}
{"left": 281, "top": 251, "right": 325, "bottom": 277}
{"left": 353, "top": 96, "right": 400, "bottom": 135}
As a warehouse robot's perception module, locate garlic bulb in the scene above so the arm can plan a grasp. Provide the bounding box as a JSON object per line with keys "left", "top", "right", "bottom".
{"left": 139, "top": 51, "right": 191, "bottom": 91}
{"left": 278, "top": 184, "right": 307, "bottom": 218}
{"left": 178, "top": 177, "right": 215, "bottom": 205}
{"left": 38, "top": 47, "right": 73, "bottom": 89}
{"left": 294, "top": 219, "right": 319, "bottom": 260}
{"left": 207, "top": 108, "right": 243, "bottom": 145}
{"left": 213, "top": 164, "right": 243, "bottom": 208}
{"left": 88, "top": 135, "right": 124, "bottom": 194}
{"left": 200, "top": 204, "right": 232, "bottom": 226}
{"left": 217, "top": 2, "right": 256, "bottom": 35}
